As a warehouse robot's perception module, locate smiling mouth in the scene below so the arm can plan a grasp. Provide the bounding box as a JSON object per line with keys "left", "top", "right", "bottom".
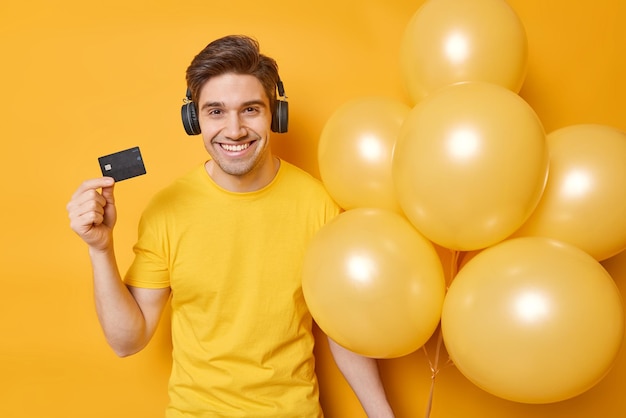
{"left": 220, "top": 142, "right": 252, "bottom": 152}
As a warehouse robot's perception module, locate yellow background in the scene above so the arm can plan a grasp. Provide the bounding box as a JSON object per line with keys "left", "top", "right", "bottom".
{"left": 1, "top": 0, "right": 625, "bottom": 417}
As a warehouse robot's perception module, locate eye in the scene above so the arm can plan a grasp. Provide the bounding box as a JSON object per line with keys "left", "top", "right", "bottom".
{"left": 208, "top": 108, "right": 223, "bottom": 116}
{"left": 243, "top": 106, "right": 259, "bottom": 114}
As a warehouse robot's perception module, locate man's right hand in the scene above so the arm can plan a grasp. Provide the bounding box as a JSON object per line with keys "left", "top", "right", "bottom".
{"left": 66, "top": 177, "right": 117, "bottom": 251}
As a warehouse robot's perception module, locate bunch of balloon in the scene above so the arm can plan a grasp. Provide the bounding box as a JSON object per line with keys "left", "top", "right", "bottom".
{"left": 305, "top": 0, "right": 626, "bottom": 415}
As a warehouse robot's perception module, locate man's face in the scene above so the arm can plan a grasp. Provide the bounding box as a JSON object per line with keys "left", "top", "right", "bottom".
{"left": 197, "top": 73, "right": 274, "bottom": 185}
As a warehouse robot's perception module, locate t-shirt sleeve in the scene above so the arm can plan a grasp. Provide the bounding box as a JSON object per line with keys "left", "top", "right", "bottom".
{"left": 124, "top": 201, "right": 171, "bottom": 289}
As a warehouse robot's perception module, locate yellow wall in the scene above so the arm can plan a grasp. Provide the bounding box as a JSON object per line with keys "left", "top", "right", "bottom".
{"left": 1, "top": 0, "right": 624, "bottom": 417}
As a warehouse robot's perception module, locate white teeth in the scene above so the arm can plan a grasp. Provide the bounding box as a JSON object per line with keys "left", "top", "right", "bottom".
{"left": 221, "top": 143, "right": 250, "bottom": 152}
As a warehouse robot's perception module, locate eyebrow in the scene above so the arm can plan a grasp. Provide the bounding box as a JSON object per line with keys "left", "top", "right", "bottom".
{"left": 200, "top": 100, "right": 268, "bottom": 111}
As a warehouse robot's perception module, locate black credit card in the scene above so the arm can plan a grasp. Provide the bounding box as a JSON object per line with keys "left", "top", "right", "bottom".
{"left": 98, "top": 146, "right": 147, "bottom": 182}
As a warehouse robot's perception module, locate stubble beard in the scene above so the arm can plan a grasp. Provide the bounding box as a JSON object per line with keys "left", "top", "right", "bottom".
{"left": 210, "top": 137, "right": 268, "bottom": 178}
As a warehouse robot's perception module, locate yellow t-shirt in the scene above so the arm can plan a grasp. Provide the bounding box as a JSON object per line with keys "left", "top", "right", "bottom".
{"left": 125, "top": 160, "right": 340, "bottom": 418}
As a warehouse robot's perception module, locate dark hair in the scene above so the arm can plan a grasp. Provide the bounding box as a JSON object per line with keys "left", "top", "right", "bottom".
{"left": 186, "top": 35, "right": 280, "bottom": 113}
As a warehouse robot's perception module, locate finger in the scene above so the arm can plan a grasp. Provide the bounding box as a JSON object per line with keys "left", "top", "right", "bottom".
{"left": 67, "top": 188, "right": 107, "bottom": 214}
{"left": 67, "top": 177, "right": 114, "bottom": 211}
{"left": 71, "top": 177, "right": 115, "bottom": 199}
{"left": 101, "top": 182, "right": 116, "bottom": 206}
{"left": 67, "top": 198, "right": 105, "bottom": 225}
{"left": 69, "top": 209, "right": 105, "bottom": 232}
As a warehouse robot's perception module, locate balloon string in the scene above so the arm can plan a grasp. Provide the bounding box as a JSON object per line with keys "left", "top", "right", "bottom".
{"left": 422, "top": 326, "right": 443, "bottom": 418}
{"left": 423, "top": 249, "right": 460, "bottom": 418}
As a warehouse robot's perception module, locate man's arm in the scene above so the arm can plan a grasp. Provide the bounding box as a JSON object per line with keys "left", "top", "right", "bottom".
{"left": 327, "top": 338, "right": 395, "bottom": 417}
{"left": 67, "top": 177, "right": 170, "bottom": 357}
{"left": 89, "top": 247, "right": 170, "bottom": 357}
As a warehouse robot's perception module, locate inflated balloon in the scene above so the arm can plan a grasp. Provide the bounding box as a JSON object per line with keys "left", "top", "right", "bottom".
{"left": 400, "top": 0, "right": 528, "bottom": 104}
{"left": 318, "top": 96, "right": 410, "bottom": 213}
{"left": 393, "top": 81, "right": 548, "bottom": 251}
{"left": 442, "top": 237, "right": 624, "bottom": 404}
{"left": 302, "top": 208, "right": 445, "bottom": 358}
{"left": 512, "top": 124, "right": 626, "bottom": 261}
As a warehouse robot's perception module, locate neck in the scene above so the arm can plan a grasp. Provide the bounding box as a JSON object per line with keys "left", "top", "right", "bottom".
{"left": 206, "top": 156, "right": 280, "bottom": 193}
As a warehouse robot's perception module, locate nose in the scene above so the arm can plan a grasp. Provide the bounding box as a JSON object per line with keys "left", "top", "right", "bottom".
{"left": 224, "top": 112, "right": 247, "bottom": 139}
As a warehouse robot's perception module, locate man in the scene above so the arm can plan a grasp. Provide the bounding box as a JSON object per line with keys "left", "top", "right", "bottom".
{"left": 66, "top": 35, "right": 394, "bottom": 417}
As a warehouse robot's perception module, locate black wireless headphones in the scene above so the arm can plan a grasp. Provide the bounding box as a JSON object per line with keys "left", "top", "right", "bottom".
{"left": 181, "top": 78, "right": 289, "bottom": 135}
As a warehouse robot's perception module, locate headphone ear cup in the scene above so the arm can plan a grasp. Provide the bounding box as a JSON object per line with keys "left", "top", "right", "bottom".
{"left": 271, "top": 100, "right": 288, "bottom": 133}
{"left": 181, "top": 102, "right": 201, "bottom": 135}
